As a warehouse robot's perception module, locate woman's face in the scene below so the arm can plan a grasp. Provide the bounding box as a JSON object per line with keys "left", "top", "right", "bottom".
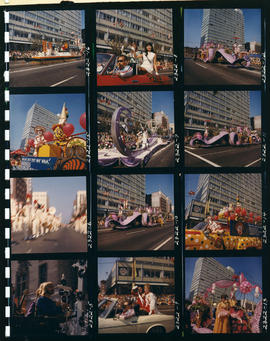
{"left": 146, "top": 45, "right": 152, "bottom": 51}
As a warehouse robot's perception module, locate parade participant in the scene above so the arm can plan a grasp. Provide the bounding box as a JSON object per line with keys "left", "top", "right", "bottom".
{"left": 131, "top": 286, "right": 147, "bottom": 314}
{"left": 128, "top": 42, "right": 141, "bottom": 75}
{"left": 22, "top": 194, "right": 33, "bottom": 240}
{"left": 26, "top": 282, "right": 67, "bottom": 335}
{"left": 137, "top": 43, "right": 159, "bottom": 76}
{"left": 32, "top": 201, "right": 42, "bottom": 239}
{"left": 33, "top": 126, "right": 46, "bottom": 156}
{"left": 213, "top": 294, "right": 231, "bottom": 333}
{"left": 230, "top": 300, "right": 251, "bottom": 333}
{"left": 108, "top": 55, "right": 133, "bottom": 78}
{"left": 144, "top": 284, "right": 158, "bottom": 315}
{"left": 119, "top": 301, "right": 135, "bottom": 320}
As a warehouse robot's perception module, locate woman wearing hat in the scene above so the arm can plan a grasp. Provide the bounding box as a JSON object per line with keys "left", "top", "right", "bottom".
{"left": 34, "top": 126, "right": 46, "bottom": 156}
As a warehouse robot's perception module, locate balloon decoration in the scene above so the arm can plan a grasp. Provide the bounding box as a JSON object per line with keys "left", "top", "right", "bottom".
{"left": 203, "top": 272, "right": 262, "bottom": 304}
{"left": 28, "top": 138, "right": 34, "bottom": 147}
{"left": 248, "top": 217, "right": 253, "bottom": 223}
{"left": 80, "top": 112, "right": 86, "bottom": 130}
{"left": 63, "top": 123, "right": 75, "bottom": 137}
{"left": 44, "top": 131, "right": 54, "bottom": 141}
{"left": 249, "top": 212, "right": 254, "bottom": 218}
{"left": 239, "top": 280, "right": 253, "bottom": 294}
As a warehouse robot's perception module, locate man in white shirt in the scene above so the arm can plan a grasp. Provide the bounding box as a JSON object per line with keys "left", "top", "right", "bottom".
{"left": 144, "top": 284, "right": 159, "bottom": 315}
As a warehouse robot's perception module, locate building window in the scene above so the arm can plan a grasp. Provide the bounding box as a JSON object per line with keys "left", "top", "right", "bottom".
{"left": 39, "top": 263, "right": 48, "bottom": 284}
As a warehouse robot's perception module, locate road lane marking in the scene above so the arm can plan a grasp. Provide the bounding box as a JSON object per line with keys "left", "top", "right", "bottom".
{"left": 126, "top": 229, "right": 146, "bottom": 235}
{"left": 239, "top": 68, "right": 260, "bottom": 74}
{"left": 10, "top": 59, "right": 83, "bottom": 73}
{"left": 185, "top": 150, "right": 221, "bottom": 167}
{"left": 245, "top": 158, "right": 261, "bottom": 167}
{"left": 50, "top": 76, "right": 76, "bottom": 87}
{"left": 185, "top": 146, "right": 196, "bottom": 150}
{"left": 153, "top": 237, "right": 173, "bottom": 251}
{"left": 194, "top": 62, "right": 207, "bottom": 69}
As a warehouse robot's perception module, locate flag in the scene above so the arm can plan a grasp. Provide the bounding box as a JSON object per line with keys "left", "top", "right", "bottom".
{"left": 204, "top": 199, "right": 210, "bottom": 215}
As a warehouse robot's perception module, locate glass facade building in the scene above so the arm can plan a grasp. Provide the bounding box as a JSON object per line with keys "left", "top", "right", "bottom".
{"left": 96, "top": 9, "right": 173, "bottom": 58}
{"left": 200, "top": 8, "right": 244, "bottom": 49}
{"left": 97, "top": 175, "right": 146, "bottom": 216}
{"left": 9, "top": 10, "right": 82, "bottom": 50}
{"left": 184, "top": 91, "right": 250, "bottom": 135}
{"left": 195, "top": 173, "right": 262, "bottom": 216}
{"left": 98, "top": 91, "right": 152, "bottom": 127}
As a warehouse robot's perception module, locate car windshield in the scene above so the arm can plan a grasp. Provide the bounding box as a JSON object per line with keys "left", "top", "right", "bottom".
{"left": 98, "top": 299, "right": 115, "bottom": 318}
{"left": 97, "top": 54, "right": 112, "bottom": 74}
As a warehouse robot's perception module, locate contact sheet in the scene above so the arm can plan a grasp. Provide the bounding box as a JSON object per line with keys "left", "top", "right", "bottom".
{"left": 1, "top": 1, "right": 269, "bottom": 340}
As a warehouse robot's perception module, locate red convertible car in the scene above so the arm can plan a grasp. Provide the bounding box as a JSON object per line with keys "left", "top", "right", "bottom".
{"left": 97, "top": 53, "right": 173, "bottom": 86}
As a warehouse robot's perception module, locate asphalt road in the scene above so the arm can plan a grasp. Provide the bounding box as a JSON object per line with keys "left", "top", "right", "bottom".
{"left": 98, "top": 222, "right": 174, "bottom": 251}
{"left": 10, "top": 59, "right": 85, "bottom": 87}
{"left": 185, "top": 144, "right": 261, "bottom": 167}
{"left": 184, "top": 58, "right": 261, "bottom": 85}
{"left": 146, "top": 142, "right": 174, "bottom": 167}
{"left": 12, "top": 226, "right": 87, "bottom": 254}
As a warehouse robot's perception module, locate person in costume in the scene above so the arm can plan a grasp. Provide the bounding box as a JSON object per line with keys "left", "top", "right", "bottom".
{"left": 33, "top": 126, "right": 46, "bottom": 156}
{"left": 213, "top": 294, "right": 231, "bottom": 333}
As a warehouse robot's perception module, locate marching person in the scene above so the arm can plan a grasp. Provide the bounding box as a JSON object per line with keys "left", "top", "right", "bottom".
{"left": 144, "top": 284, "right": 159, "bottom": 315}
{"left": 23, "top": 194, "right": 33, "bottom": 240}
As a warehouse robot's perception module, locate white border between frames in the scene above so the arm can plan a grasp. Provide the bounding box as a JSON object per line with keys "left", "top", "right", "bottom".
{"left": 4, "top": 10, "right": 10, "bottom": 337}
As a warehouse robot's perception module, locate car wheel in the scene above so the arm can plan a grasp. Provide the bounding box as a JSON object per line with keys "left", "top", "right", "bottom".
{"left": 147, "top": 326, "right": 166, "bottom": 335}
{"left": 108, "top": 222, "right": 116, "bottom": 230}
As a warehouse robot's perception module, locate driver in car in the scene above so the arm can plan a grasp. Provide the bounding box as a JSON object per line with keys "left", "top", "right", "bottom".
{"left": 108, "top": 55, "right": 133, "bottom": 78}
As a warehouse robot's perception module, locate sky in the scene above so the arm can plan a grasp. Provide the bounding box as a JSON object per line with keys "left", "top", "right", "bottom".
{"left": 10, "top": 93, "right": 86, "bottom": 150}
{"left": 250, "top": 91, "right": 261, "bottom": 117}
{"left": 185, "top": 257, "right": 262, "bottom": 303}
{"left": 184, "top": 9, "right": 261, "bottom": 47}
{"left": 146, "top": 174, "right": 174, "bottom": 205}
{"left": 81, "top": 10, "right": 85, "bottom": 29}
{"left": 98, "top": 257, "right": 119, "bottom": 283}
{"left": 152, "top": 91, "right": 174, "bottom": 123}
{"left": 30, "top": 176, "right": 86, "bottom": 223}
{"left": 185, "top": 174, "right": 200, "bottom": 209}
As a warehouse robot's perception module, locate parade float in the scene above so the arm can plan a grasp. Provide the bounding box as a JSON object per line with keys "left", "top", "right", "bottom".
{"left": 97, "top": 53, "right": 172, "bottom": 86}
{"left": 98, "top": 106, "right": 172, "bottom": 167}
{"left": 196, "top": 42, "right": 252, "bottom": 68}
{"left": 189, "top": 126, "right": 261, "bottom": 148}
{"left": 189, "top": 274, "right": 262, "bottom": 334}
{"left": 104, "top": 209, "right": 161, "bottom": 230}
{"left": 24, "top": 41, "right": 83, "bottom": 64}
{"left": 10, "top": 105, "right": 87, "bottom": 170}
{"left": 185, "top": 201, "right": 262, "bottom": 250}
